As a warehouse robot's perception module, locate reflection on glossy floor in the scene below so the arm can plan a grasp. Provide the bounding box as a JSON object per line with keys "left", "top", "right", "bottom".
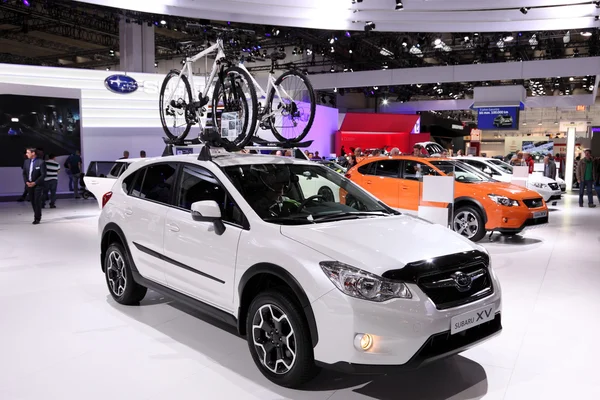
{"left": 0, "top": 195, "right": 599, "bottom": 400}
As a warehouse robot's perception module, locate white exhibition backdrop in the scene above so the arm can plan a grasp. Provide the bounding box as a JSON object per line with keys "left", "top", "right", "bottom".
{"left": 0, "top": 63, "right": 337, "bottom": 196}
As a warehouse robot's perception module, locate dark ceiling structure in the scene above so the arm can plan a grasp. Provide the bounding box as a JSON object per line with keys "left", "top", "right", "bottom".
{"left": 0, "top": 0, "right": 598, "bottom": 104}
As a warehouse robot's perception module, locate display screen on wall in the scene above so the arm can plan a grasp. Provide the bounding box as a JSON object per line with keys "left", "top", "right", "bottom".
{"left": 477, "top": 107, "right": 520, "bottom": 130}
{"left": 0, "top": 94, "right": 80, "bottom": 167}
{"left": 522, "top": 140, "right": 554, "bottom": 156}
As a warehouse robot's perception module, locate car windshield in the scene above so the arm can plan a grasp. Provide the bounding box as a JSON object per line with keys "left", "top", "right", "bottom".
{"left": 223, "top": 163, "right": 396, "bottom": 225}
{"left": 429, "top": 160, "right": 492, "bottom": 183}
{"left": 488, "top": 159, "right": 513, "bottom": 174}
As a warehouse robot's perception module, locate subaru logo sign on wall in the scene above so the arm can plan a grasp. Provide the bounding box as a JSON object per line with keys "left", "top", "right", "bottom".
{"left": 104, "top": 74, "right": 138, "bottom": 94}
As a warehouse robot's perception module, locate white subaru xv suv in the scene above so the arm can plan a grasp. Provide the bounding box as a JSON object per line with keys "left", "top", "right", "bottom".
{"left": 98, "top": 149, "right": 502, "bottom": 388}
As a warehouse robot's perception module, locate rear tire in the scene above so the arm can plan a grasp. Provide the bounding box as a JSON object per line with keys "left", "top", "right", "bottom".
{"left": 104, "top": 243, "right": 147, "bottom": 305}
{"left": 159, "top": 69, "right": 194, "bottom": 141}
{"left": 212, "top": 66, "right": 258, "bottom": 148}
{"left": 246, "top": 289, "right": 318, "bottom": 388}
{"left": 267, "top": 70, "right": 316, "bottom": 143}
{"left": 453, "top": 206, "right": 486, "bottom": 242}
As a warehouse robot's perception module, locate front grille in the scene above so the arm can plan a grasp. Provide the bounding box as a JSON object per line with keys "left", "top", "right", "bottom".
{"left": 523, "top": 198, "right": 544, "bottom": 208}
{"left": 548, "top": 183, "right": 559, "bottom": 191}
{"left": 417, "top": 263, "right": 493, "bottom": 310}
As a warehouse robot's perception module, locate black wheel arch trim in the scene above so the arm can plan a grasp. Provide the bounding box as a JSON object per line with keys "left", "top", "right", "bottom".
{"left": 101, "top": 223, "right": 131, "bottom": 272}
{"left": 453, "top": 197, "right": 488, "bottom": 224}
{"left": 238, "top": 263, "right": 319, "bottom": 348}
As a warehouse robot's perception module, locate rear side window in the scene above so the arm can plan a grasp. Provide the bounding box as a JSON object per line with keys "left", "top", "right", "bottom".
{"left": 122, "top": 172, "right": 137, "bottom": 193}
{"left": 132, "top": 163, "right": 177, "bottom": 205}
{"left": 357, "top": 163, "right": 374, "bottom": 175}
{"left": 374, "top": 160, "right": 400, "bottom": 178}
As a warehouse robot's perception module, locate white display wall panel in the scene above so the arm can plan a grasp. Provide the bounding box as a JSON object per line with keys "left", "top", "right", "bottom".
{"left": 0, "top": 63, "right": 338, "bottom": 196}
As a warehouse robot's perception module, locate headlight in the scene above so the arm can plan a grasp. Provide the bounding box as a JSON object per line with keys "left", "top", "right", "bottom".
{"left": 530, "top": 182, "right": 547, "bottom": 189}
{"left": 320, "top": 261, "right": 412, "bottom": 302}
{"left": 488, "top": 194, "right": 519, "bottom": 207}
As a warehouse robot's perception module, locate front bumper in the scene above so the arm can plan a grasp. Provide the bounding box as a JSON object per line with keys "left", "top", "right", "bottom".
{"left": 496, "top": 215, "right": 548, "bottom": 234}
{"left": 317, "top": 313, "right": 502, "bottom": 374}
{"left": 311, "top": 282, "right": 502, "bottom": 368}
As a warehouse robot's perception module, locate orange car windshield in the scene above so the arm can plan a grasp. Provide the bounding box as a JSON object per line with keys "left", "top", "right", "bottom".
{"left": 429, "top": 160, "right": 492, "bottom": 183}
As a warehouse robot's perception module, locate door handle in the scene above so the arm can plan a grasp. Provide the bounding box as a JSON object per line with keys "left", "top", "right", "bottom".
{"left": 366, "top": 180, "right": 372, "bottom": 184}
{"left": 401, "top": 186, "right": 409, "bottom": 190}
{"left": 124, "top": 208, "right": 133, "bottom": 215}
{"left": 166, "top": 223, "right": 180, "bottom": 232}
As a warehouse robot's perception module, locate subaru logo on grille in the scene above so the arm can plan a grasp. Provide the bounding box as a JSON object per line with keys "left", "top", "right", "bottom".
{"left": 452, "top": 271, "right": 473, "bottom": 292}
{"left": 104, "top": 74, "right": 138, "bottom": 94}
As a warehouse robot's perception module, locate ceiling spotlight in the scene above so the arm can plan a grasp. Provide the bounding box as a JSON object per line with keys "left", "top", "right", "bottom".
{"left": 106, "top": 67, "right": 110, "bottom": 71}
{"left": 520, "top": 7, "right": 530, "bottom": 14}
{"left": 373, "top": 86, "right": 379, "bottom": 90}
{"left": 345, "top": 31, "right": 351, "bottom": 38}
{"left": 504, "top": 34, "right": 514, "bottom": 42}
{"left": 538, "top": 122, "right": 543, "bottom": 126}
{"left": 497, "top": 39, "right": 505, "bottom": 49}
{"left": 329, "top": 37, "right": 335, "bottom": 44}
{"left": 22, "top": 0, "right": 30, "bottom": 6}
{"left": 402, "top": 40, "right": 408, "bottom": 47}
{"left": 434, "top": 38, "right": 442, "bottom": 46}
{"left": 349, "top": 49, "right": 353, "bottom": 54}
{"left": 306, "top": 48, "right": 313, "bottom": 56}
{"left": 569, "top": 77, "right": 574, "bottom": 81}
{"left": 581, "top": 31, "right": 592, "bottom": 37}
{"left": 154, "top": 62, "right": 158, "bottom": 68}
{"left": 334, "top": 87, "right": 338, "bottom": 93}
{"left": 464, "top": 35, "right": 470, "bottom": 41}
{"left": 382, "top": 98, "right": 389, "bottom": 105}
{"left": 563, "top": 31, "right": 571, "bottom": 44}
{"left": 160, "top": 19, "right": 167, "bottom": 25}
{"left": 395, "top": 0, "right": 404, "bottom": 10}
{"left": 330, "top": 66, "right": 335, "bottom": 72}
{"left": 330, "top": 46, "right": 335, "bottom": 53}
{"left": 364, "top": 21, "right": 376, "bottom": 31}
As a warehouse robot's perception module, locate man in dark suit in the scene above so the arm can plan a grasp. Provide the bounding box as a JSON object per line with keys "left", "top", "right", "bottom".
{"left": 22, "top": 148, "right": 47, "bottom": 224}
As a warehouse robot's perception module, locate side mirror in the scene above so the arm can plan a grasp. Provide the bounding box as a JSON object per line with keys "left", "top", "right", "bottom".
{"left": 191, "top": 200, "right": 225, "bottom": 235}
{"left": 483, "top": 167, "right": 492, "bottom": 175}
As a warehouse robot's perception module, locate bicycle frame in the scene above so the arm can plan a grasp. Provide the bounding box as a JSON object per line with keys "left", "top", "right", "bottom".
{"left": 164, "top": 39, "right": 227, "bottom": 128}
{"left": 236, "top": 62, "right": 293, "bottom": 123}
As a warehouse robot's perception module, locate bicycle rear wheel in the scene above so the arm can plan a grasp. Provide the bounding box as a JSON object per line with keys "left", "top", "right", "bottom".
{"left": 159, "top": 69, "right": 194, "bottom": 141}
{"left": 267, "top": 70, "right": 316, "bottom": 143}
{"left": 211, "top": 66, "right": 258, "bottom": 148}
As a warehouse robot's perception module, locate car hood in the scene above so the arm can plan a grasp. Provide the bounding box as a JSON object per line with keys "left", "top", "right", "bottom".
{"left": 469, "top": 181, "right": 541, "bottom": 199}
{"left": 280, "top": 215, "right": 478, "bottom": 276}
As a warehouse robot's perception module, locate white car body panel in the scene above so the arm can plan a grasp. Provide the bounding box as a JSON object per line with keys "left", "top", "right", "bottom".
{"left": 98, "top": 152, "right": 502, "bottom": 370}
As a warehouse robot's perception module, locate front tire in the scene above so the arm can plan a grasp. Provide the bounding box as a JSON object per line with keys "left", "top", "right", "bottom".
{"left": 104, "top": 243, "right": 147, "bottom": 305}
{"left": 246, "top": 289, "right": 318, "bottom": 388}
{"left": 159, "top": 70, "right": 194, "bottom": 141}
{"left": 453, "top": 206, "right": 486, "bottom": 242}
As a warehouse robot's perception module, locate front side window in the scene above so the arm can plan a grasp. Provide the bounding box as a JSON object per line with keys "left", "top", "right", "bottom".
{"left": 489, "top": 159, "right": 513, "bottom": 174}
{"left": 223, "top": 163, "right": 396, "bottom": 225}
{"left": 177, "top": 166, "right": 245, "bottom": 226}
{"left": 402, "top": 161, "right": 436, "bottom": 180}
{"left": 429, "top": 160, "right": 491, "bottom": 183}
{"left": 133, "top": 163, "right": 177, "bottom": 204}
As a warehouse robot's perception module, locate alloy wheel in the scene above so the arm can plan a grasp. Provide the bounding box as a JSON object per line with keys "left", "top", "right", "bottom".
{"left": 251, "top": 304, "right": 297, "bottom": 375}
{"left": 453, "top": 211, "right": 479, "bottom": 239}
{"left": 106, "top": 250, "right": 127, "bottom": 297}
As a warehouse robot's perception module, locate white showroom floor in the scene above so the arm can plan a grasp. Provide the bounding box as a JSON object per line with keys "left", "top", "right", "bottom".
{"left": 0, "top": 195, "right": 599, "bottom": 400}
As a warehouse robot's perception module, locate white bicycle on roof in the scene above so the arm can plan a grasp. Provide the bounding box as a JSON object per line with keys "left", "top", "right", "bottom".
{"left": 159, "top": 28, "right": 316, "bottom": 147}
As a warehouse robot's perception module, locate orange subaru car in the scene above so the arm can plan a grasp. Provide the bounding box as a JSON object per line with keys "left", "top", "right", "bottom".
{"left": 346, "top": 156, "right": 549, "bottom": 241}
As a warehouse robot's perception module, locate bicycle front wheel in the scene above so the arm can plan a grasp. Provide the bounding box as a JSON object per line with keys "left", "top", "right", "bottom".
{"left": 211, "top": 66, "right": 258, "bottom": 148}
{"left": 267, "top": 70, "right": 316, "bottom": 143}
{"left": 159, "top": 69, "right": 194, "bottom": 141}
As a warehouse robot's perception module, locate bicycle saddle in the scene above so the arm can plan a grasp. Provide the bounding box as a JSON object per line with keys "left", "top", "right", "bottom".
{"left": 269, "top": 51, "right": 287, "bottom": 61}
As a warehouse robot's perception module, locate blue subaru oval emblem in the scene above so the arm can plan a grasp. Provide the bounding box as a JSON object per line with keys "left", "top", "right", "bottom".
{"left": 104, "top": 74, "right": 138, "bottom": 94}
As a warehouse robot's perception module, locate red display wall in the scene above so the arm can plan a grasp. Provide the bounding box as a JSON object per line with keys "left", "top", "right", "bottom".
{"left": 335, "top": 113, "right": 429, "bottom": 155}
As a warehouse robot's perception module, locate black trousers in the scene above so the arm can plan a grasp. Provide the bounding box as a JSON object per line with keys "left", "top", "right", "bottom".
{"left": 28, "top": 185, "right": 44, "bottom": 221}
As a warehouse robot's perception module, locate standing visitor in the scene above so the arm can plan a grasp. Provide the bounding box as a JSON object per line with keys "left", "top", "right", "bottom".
{"left": 140, "top": 150, "right": 146, "bottom": 158}
{"left": 340, "top": 146, "right": 346, "bottom": 156}
{"left": 17, "top": 151, "right": 29, "bottom": 202}
{"left": 65, "top": 150, "right": 83, "bottom": 199}
{"left": 22, "top": 148, "right": 46, "bottom": 224}
{"left": 43, "top": 154, "right": 60, "bottom": 209}
{"left": 120, "top": 150, "right": 130, "bottom": 159}
{"left": 576, "top": 149, "right": 596, "bottom": 208}
{"left": 456, "top": 149, "right": 463, "bottom": 156}
{"left": 543, "top": 155, "right": 557, "bottom": 179}
{"left": 412, "top": 144, "right": 423, "bottom": 157}
{"left": 594, "top": 156, "right": 600, "bottom": 204}
{"left": 523, "top": 152, "right": 535, "bottom": 174}
{"left": 389, "top": 147, "right": 400, "bottom": 156}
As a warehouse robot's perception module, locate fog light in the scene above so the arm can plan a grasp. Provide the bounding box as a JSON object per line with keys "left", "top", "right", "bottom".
{"left": 354, "top": 333, "right": 374, "bottom": 351}
{"left": 503, "top": 218, "right": 508, "bottom": 223}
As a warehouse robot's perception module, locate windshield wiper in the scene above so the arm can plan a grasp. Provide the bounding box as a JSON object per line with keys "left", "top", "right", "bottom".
{"left": 313, "top": 211, "right": 390, "bottom": 222}
{"left": 263, "top": 216, "right": 315, "bottom": 225}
